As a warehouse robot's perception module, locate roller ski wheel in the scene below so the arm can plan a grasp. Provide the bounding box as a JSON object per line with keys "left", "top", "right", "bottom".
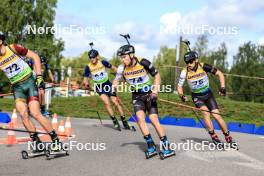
{"left": 130, "top": 126, "right": 136, "bottom": 131}
{"left": 21, "top": 150, "right": 29, "bottom": 159}
{"left": 145, "top": 147, "right": 158, "bottom": 159}
{"left": 225, "top": 136, "right": 239, "bottom": 150}
{"left": 114, "top": 125, "right": 121, "bottom": 131}
{"left": 123, "top": 125, "right": 136, "bottom": 132}
{"left": 21, "top": 149, "right": 46, "bottom": 159}
{"left": 228, "top": 141, "right": 239, "bottom": 150}
{"left": 113, "top": 122, "right": 121, "bottom": 131}
{"left": 159, "top": 149, "right": 175, "bottom": 160}
{"left": 122, "top": 121, "right": 136, "bottom": 131}
{"left": 45, "top": 142, "right": 69, "bottom": 160}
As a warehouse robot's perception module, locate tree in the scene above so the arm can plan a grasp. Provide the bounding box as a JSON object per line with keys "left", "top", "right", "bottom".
{"left": 229, "top": 42, "right": 264, "bottom": 102}
{"left": 153, "top": 46, "right": 177, "bottom": 91}
{"left": 0, "top": 0, "right": 64, "bottom": 90}
{"left": 0, "top": 0, "right": 64, "bottom": 68}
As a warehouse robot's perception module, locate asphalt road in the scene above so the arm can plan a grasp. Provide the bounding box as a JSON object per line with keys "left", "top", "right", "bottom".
{"left": 0, "top": 117, "right": 264, "bottom": 176}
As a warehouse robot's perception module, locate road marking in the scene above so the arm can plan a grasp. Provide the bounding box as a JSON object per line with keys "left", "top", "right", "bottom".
{"left": 182, "top": 147, "right": 264, "bottom": 170}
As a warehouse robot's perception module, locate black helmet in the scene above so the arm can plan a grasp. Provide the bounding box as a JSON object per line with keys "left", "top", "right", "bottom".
{"left": 88, "top": 49, "right": 99, "bottom": 59}
{"left": 117, "top": 44, "right": 135, "bottom": 56}
{"left": 39, "top": 54, "right": 47, "bottom": 63}
{"left": 184, "top": 51, "right": 198, "bottom": 63}
{"left": 0, "top": 33, "right": 5, "bottom": 42}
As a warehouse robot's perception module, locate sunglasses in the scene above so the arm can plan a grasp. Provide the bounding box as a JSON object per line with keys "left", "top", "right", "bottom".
{"left": 186, "top": 59, "right": 195, "bottom": 64}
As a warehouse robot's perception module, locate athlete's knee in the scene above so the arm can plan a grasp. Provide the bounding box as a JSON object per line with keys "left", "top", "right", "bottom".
{"left": 149, "top": 115, "right": 160, "bottom": 124}
{"left": 102, "top": 99, "right": 110, "bottom": 106}
{"left": 30, "top": 111, "right": 43, "bottom": 120}
{"left": 18, "top": 109, "right": 29, "bottom": 119}
{"left": 212, "top": 112, "right": 222, "bottom": 121}
{"left": 202, "top": 111, "right": 210, "bottom": 118}
{"left": 137, "top": 117, "right": 147, "bottom": 126}
{"left": 112, "top": 99, "right": 119, "bottom": 106}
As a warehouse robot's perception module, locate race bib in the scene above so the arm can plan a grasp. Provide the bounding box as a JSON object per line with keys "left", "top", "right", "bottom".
{"left": 2, "top": 59, "right": 32, "bottom": 83}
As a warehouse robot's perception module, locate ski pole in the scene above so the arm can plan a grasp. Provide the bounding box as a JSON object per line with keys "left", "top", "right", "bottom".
{"left": 0, "top": 126, "right": 73, "bottom": 137}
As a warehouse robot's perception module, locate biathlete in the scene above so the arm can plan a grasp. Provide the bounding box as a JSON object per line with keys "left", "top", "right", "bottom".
{"left": 113, "top": 34, "right": 175, "bottom": 159}
{"left": 0, "top": 33, "right": 62, "bottom": 152}
{"left": 177, "top": 49, "right": 237, "bottom": 149}
{"left": 83, "top": 43, "right": 131, "bottom": 131}
{"left": 26, "top": 54, "right": 54, "bottom": 116}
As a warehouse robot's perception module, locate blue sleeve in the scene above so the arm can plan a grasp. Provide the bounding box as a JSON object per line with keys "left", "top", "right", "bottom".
{"left": 101, "top": 60, "right": 112, "bottom": 69}
{"left": 84, "top": 65, "right": 90, "bottom": 77}
{"left": 45, "top": 64, "right": 49, "bottom": 70}
{"left": 28, "top": 60, "right": 34, "bottom": 69}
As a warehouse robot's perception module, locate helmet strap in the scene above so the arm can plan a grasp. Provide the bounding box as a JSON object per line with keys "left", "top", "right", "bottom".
{"left": 128, "top": 54, "right": 135, "bottom": 67}
{"left": 191, "top": 61, "right": 199, "bottom": 71}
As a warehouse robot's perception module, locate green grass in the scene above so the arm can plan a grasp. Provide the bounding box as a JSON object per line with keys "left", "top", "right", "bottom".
{"left": 1, "top": 92, "right": 264, "bottom": 126}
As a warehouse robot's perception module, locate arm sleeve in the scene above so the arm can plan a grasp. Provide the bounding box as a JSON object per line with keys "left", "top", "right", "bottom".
{"left": 178, "top": 69, "right": 187, "bottom": 87}
{"left": 114, "top": 65, "right": 124, "bottom": 81}
{"left": 139, "top": 58, "right": 158, "bottom": 77}
{"left": 84, "top": 65, "right": 90, "bottom": 77}
{"left": 45, "top": 64, "right": 49, "bottom": 70}
{"left": 12, "top": 44, "right": 28, "bottom": 56}
{"left": 202, "top": 63, "right": 217, "bottom": 74}
{"left": 101, "top": 60, "right": 112, "bottom": 69}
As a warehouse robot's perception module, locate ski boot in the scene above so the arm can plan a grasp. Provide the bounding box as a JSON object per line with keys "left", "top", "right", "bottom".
{"left": 209, "top": 131, "right": 224, "bottom": 150}
{"left": 121, "top": 119, "right": 136, "bottom": 131}
{"left": 41, "top": 106, "right": 52, "bottom": 117}
{"left": 224, "top": 131, "right": 238, "bottom": 150}
{"left": 112, "top": 117, "right": 121, "bottom": 131}
{"left": 45, "top": 131, "right": 69, "bottom": 159}
{"left": 144, "top": 134, "right": 158, "bottom": 159}
{"left": 159, "top": 136, "right": 175, "bottom": 160}
{"left": 42, "top": 110, "right": 52, "bottom": 117}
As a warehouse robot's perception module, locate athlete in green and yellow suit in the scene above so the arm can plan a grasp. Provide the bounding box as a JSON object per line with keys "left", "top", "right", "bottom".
{"left": 83, "top": 48, "right": 131, "bottom": 131}
{"left": 177, "top": 51, "right": 237, "bottom": 148}
{"left": 0, "top": 33, "right": 60, "bottom": 149}
{"left": 113, "top": 44, "right": 175, "bottom": 159}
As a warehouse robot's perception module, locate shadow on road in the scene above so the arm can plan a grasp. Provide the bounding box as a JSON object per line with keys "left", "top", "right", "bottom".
{"left": 120, "top": 142, "right": 146, "bottom": 152}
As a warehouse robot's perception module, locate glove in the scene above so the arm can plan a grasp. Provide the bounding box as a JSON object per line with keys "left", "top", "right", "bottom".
{"left": 180, "top": 94, "right": 188, "bottom": 102}
{"left": 150, "top": 92, "right": 158, "bottom": 102}
{"left": 83, "top": 82, "right": 90, "bottom": 90}
{"left": 35, "top": 75, "right": 45, "bottom": 89}
{"left": 219, "top": 87, "right": 226, "bottom": 96}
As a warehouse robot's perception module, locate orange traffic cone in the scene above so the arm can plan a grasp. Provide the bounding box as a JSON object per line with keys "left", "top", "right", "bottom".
{"left": 52, "top": 113, "right": 58, "bottom": 131}
{"left": 65, "top": 117, "right": 72, "bottom": 137}
{"left": 58, "top": 120, "right": 65, "bottom": 139}
{"left": 11, "top": 109, "right": 18, "bottom": 127}
{"left": 6, "top": 122, "right": 18, "bottom": 145}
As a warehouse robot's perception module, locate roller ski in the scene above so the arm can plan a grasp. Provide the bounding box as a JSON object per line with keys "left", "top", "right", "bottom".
{"left": 122, "top": 120, "right": 136, "bottom": 131}
{"left": 45, "top": 141, "right": 69, "bottom": 160}
{"left": 209, "top": 131, "right": 224, "bottom": 150}
{"left": 21, "top": 141, "right": 47, "bottom": 159}
{"left": 159, "top": 136, "right": 175, "bottom": 160}
{"left": 112, "top": 118, "right": 121, "bottom": 131}
{"left": 145, "top": 144, "right": 158, "bottom": 159}
{"left": 144, "top": 134, "right": 158, "bottom": 159}
{"left": 224, "top": 132, "right": 239, "bottom": 150}
{"left": 21, "top": 134, "right": 46, "bottom": 159}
